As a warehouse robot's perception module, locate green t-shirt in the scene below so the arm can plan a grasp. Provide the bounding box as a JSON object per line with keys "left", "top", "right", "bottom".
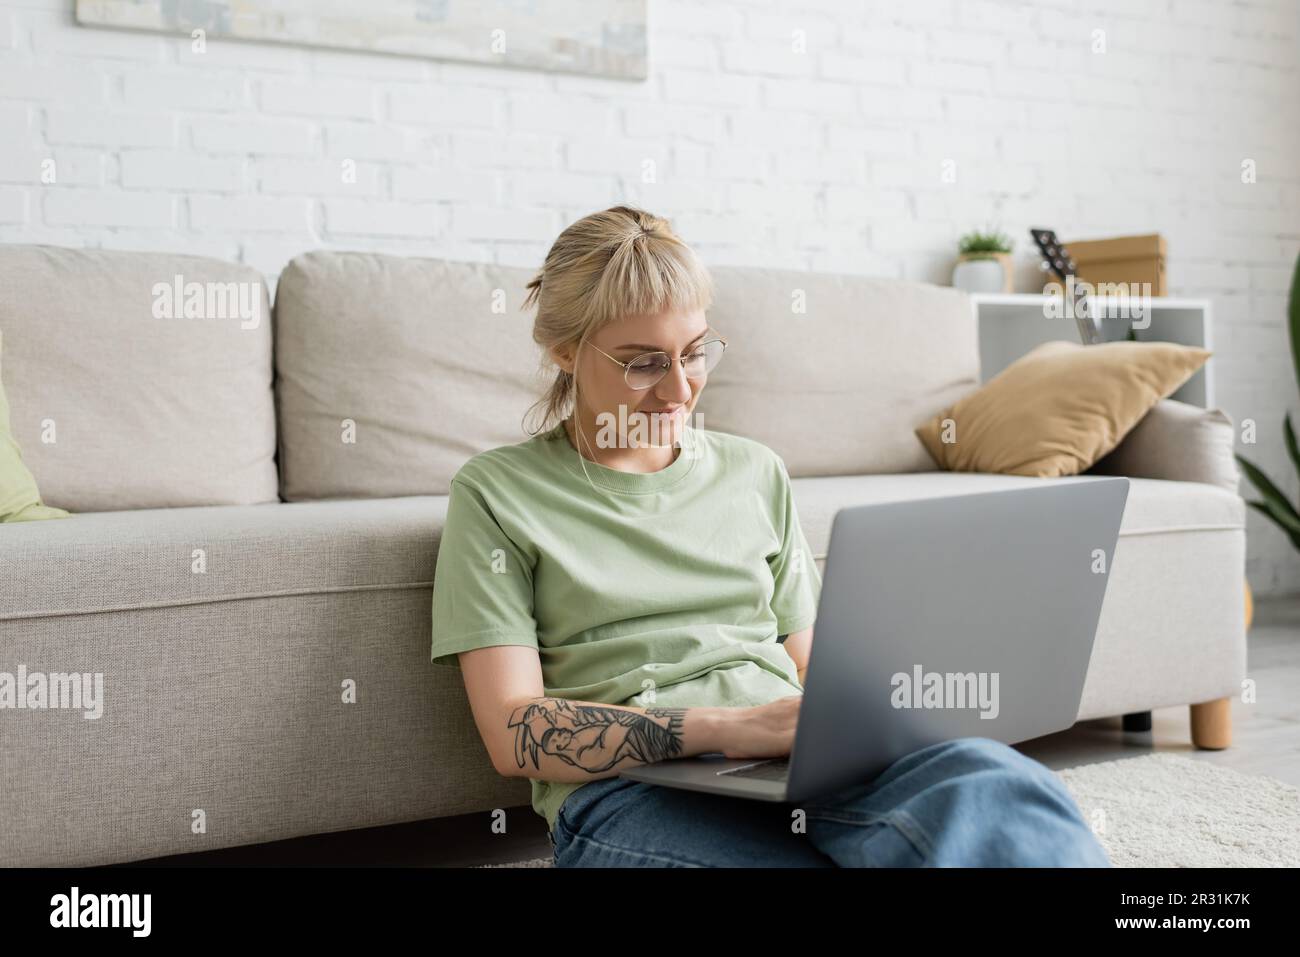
{"left": 429, "top": 421, "right": 822, "bottom": 837}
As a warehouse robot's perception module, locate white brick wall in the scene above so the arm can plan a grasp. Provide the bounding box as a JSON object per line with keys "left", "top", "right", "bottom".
{"left": 1, "top": 0, "right": 1299, "bottom": 593}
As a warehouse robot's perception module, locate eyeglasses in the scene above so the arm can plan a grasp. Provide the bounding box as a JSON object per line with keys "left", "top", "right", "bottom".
{"left": 586, "top": 335, "right": 728, "bottom": 390}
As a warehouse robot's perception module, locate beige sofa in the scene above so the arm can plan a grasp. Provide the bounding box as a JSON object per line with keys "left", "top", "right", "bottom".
{"left": 0, "top": 244, "right": 1246, "bottom": 867}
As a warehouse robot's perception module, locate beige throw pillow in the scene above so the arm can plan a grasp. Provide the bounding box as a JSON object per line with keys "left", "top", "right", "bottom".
{"left": 915, "top": 340, "right": 1211, "bottom": 477}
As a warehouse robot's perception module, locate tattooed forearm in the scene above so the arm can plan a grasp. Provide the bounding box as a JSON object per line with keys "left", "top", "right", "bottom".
{"left": 507, "top": 698, "right": 688, "bottom": 775}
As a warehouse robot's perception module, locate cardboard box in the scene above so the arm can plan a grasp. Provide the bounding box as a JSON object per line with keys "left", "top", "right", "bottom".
{"left": 1042, "top": 233, "right": 1167, "bottom": 296}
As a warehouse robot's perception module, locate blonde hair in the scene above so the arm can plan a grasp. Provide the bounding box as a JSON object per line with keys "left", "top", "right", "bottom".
{"left": 521, "top": 205, "right": 714, "bottom": 439}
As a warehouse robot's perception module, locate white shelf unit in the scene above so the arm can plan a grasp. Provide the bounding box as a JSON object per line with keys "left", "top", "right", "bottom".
{"left": 971, "top": 293, "right": 1214, "bottom": 409}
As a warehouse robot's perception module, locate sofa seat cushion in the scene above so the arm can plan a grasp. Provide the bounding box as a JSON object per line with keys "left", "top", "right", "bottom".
{"left": 4, "top": 475, "right": 1243, "bottom": 623}
{"left": 0, "top": 497, "right": 447, "bottom": 621}
{"left": 789, "top": 472, "right": 1245, "bottom": 567}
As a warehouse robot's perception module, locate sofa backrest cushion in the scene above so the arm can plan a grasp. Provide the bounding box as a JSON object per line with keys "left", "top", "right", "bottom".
{"left": 694, "top": 267, "right": 979, "bottom": 476}
{"left": 0, "top": 244, "right": 277, "bottom": 511}
{"left": 275, "top": 253, "right": 982, "bottom": 497}
{"left": 274, "top": 251, "right": 548, "bottom": 500}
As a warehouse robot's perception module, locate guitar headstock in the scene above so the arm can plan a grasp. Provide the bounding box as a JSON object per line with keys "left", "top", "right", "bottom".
{"left": 1029, "top": 227, "right": 1077, "bottom": 283}
{"left": 1028, "top": 227, "right": 1103, "bottom": 346}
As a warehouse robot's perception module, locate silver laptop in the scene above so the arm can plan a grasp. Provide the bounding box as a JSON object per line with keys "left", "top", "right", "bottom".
{"left": 619, "top": 477, "right": 1130, "bottom": 802}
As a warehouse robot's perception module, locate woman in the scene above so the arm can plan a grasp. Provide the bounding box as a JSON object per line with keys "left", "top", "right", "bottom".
{"left": 429, "top": 205, "right": 1110, "bottom": 868}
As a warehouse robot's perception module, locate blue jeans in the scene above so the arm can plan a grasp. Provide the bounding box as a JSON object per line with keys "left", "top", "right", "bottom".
{"left": 550, "top": 736, "right": 1110, "bottom": 867}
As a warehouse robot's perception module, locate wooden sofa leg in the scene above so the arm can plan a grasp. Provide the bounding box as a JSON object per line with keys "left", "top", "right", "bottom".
{"left": 1190, "top": 697, "right": 1233, "bottom": 750}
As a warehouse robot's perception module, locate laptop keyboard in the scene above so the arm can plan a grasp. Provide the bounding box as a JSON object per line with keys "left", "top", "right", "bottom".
{"left": 717, "top": 757, "right": 791, "bottom": 781}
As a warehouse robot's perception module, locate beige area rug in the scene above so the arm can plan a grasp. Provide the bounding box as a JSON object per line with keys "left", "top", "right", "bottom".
{"left": 1056, "top": 753, "right": 1300, "bottom": 867}
{"left": 479, "top": 753, "right": 1300, "bottom": 868}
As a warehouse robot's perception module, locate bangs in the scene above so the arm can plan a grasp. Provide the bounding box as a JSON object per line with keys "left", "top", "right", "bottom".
{"left": 582, "top": 234, "right": 713, "bottom": 329}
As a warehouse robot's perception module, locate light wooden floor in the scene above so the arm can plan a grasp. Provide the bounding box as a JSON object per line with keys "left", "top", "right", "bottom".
{"left": 120, "top": 597, "right": 1300, "bottom": 867}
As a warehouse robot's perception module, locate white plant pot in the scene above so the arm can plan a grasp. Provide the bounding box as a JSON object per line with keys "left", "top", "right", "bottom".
{"left": 951, "top": 256, "right": 1009, "bottom": 294}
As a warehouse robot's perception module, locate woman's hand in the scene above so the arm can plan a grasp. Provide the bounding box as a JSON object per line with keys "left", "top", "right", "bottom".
{"left": 715, "top": 695, "right": 802, "bottom": 759}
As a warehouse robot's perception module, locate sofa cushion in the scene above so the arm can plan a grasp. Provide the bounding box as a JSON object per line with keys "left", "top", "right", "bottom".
{"left": 1090, "top": 399, "right": 1239, "bottom": 494}
{"left": 0, "top": 496, "right": 446, "bottom": 621}
{"left": 4, "top": 469, "right": 1242, "bottom": 624}
{"left": 274, "top": 251, "right": 548, "bottom": 500}
{"left": 789, "top": 471, "right": 1245, "bottom": 572}
{"left": 273, "top": 254, "right": 980, "bottom": 496}
{"left": 0, "top": 244, "right": 277, "bottom": 511}
{"left": 693, "top": 267, "right": 979, "bottom": 477}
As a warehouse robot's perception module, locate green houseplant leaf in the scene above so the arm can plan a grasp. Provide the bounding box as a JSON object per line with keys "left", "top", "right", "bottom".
{"left": 1292, "top": 244, "right": 1300, "bottom": 395}
{"left": 957, "top": 229, "right": 1013, "bottom": 259}
{"left": 1235, "top": 251, "right": 1300, "bottom": 552}
{"left": 1284, "top": 412, "right": 1300, "bottom": 481}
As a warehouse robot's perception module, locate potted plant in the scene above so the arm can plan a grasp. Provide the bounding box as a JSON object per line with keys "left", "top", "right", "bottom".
{"left": 1234, "top": 251, "right": 1300, "bottom": 628}
{"left": 952, "top": 229, "right": 1015, "bottom": 294}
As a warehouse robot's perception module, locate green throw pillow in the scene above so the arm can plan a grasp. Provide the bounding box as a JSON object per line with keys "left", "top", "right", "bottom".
{"left": 1, "top": 330, "right": 69, "bottom": 522}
